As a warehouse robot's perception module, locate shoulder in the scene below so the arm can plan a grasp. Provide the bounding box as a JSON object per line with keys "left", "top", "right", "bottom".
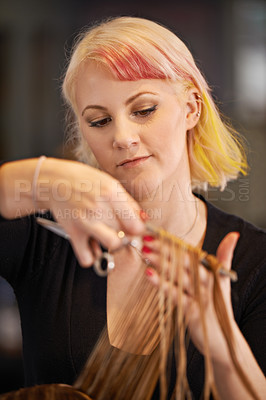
{"left": 200, "top": 194, "right": 266, "bottom": 300}
{"left": 199, "top": 193, "right": 266, "bottom": 290}
{"left": 198, "top": 194, "right": 266, "bottom": 260}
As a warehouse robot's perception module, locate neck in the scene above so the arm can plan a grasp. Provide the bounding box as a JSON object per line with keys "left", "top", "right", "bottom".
{"left": 139, "top": 183, "right": 206, "bottom": 247}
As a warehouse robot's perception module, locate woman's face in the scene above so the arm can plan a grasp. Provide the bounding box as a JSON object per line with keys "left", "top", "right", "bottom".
{"left": 75, "top": 62, "right": 195, "bottom": 201}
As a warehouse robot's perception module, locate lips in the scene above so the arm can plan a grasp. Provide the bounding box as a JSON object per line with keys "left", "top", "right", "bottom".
{"left": 117, "top": 155, "right": 151, "bottom": 167}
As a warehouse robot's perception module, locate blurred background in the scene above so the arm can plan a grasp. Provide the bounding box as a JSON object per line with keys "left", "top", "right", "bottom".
{"left": 0, "top": 0, "right": 265, "bottom": 393}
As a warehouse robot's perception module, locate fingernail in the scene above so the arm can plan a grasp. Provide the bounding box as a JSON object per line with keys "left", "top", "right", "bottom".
{"left": 143, "top": 235, "right": 154, "bottom": 242}
{"left": 145, "top": 267, "right": 154, "bottom": 277}
{"left": 142, "top": 245, "right": 152, "bottom": 254}
{"left": 233, "top": 232, "right": 240, "bottom": 239}
{"left": 140, "top": 209, "right": 149, "bottom": 222}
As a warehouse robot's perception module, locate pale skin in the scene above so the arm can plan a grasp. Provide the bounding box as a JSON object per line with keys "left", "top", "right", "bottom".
{"left": 0, "top": 61, "right": 265, "bottom": 398}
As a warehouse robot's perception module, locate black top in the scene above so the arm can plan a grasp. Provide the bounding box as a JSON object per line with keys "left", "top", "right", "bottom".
{"left": 0, "top": 198, "right": 265, "bottom": 399}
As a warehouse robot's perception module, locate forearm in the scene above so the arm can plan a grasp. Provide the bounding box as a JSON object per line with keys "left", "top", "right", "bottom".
{"left": 0, "top": 157, "right": 83, "bottom": 219}
{"left": 213, "top": 322, "right": 265, "bottom": 400}
{"left": 0, "top": 157, "right": 144, "bottom": 266}
{"left": 0, "top": 158, "right": 41, "bottom": 218}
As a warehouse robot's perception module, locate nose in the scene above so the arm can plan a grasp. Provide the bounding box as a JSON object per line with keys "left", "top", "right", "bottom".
{"left": 112, "top": 119, "right": 140, "bottom": 150}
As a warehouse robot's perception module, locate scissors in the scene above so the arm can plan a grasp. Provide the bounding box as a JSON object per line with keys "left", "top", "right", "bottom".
{"left": 36, "top": 216, "right": 238, "bottom": 281}
{"left": 36, "top": 216, "right": 142, "bottom": 277}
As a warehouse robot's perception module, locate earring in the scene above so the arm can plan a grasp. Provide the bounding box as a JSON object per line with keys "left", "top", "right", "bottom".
{"left": 195, "top": 93, "right": 202, "bottom": 118}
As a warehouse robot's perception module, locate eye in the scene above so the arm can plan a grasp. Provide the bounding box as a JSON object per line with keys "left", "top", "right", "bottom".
{"left": 89, "top": 117, "right": 112, "bottom": 128}
{"left": 133, "top": 105, "right": 157, "bottom": 117}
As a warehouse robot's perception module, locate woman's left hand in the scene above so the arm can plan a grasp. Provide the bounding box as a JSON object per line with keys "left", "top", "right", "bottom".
{"left": 142, "top": 231, "right": 240, "bottom": 363}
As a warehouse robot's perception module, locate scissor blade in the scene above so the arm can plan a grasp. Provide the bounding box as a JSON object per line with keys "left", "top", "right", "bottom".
{"left": 36, "top": 217, "right": 70, "bottom": 240}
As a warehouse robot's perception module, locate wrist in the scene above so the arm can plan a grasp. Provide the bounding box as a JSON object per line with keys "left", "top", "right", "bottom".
{"left": 34, "top": 157, "right": 58, "bottom": 212}
{"left": 35, "top": 157, "right": 80, "bottom": 213}
{"left": 33, "top": 156, "right": 49, "bottom": 212}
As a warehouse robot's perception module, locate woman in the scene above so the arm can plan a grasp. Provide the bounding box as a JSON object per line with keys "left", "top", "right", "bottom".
{"left": 0, "top": 16, "right": 265, "bottom": 399}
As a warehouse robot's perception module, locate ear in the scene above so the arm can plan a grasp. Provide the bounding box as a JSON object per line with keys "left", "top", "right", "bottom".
{"left": 185, "top": 89, "right": 202, "bottom": 130}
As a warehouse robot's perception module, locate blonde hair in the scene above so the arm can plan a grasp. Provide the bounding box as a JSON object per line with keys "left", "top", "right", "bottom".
{"left": 62, "top": 16, "right": 248, "bottom": 190}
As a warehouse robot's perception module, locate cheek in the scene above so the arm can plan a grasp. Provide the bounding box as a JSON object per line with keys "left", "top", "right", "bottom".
{"left": 84, "top": 137, "right": 101, "bottom": 154}
{"left": 81, "top": 125, "right": 105, "bottom": 155}
{"left": 80, "top": 131, "right": 103, "bottom": 162}
{"left": 155, "top": 115, "right": 187, "bottom": 149}
{"left": 83, "top": 134, "right": 115, "bottom": 172}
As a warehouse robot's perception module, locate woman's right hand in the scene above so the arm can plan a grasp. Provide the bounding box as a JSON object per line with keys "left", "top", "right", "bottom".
{"left": 0, "top": 158, "right": 146, "bottom": 267}
{"left": 37, "top": 158, "right": 146, "bottom": 266}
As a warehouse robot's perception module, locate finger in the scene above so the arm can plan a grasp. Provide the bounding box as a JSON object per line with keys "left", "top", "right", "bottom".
{"left": 141, "top": 245, "right": 158, "bottom": 267}
{"left": 89, "top": 238, "right": 103, "bottom": 259}
{"left": 141, "top": 239, "right": 174, "bottom": 270}
{"left": 145, "top": 267, "right": 180, "bottom": 302}
{"left": 155, "top": 250, "right": 215, "bottom": 298}
{"left": 216, "top": 232, "right": 240, "bottom": 272}
{"left": 87, "top": 221, "right": 124, "bottom": 251}
{"left": 142, "top": 235, "right": 159, "bottom": 250}
{"left": 145, "top": 267, "right": 193, "bottom": 310}
{"left": 70, "top": 235, "right": 96, "bottom": 267}
{"left": 68, "top": 213, "right": 123, "bottom": 251}
{"left": 141, "top": 242, "right": 192, "bottom": 281}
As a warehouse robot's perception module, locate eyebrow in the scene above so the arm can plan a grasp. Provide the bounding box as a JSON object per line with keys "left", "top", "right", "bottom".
{"left": 81, "top": 105, "right": 107, "bottom": 116}
{"left": 125, "top": 91, "right": 158, "bottom": 106}
{"left": 81, "top": 91, "right": 158, "bottom": 116}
